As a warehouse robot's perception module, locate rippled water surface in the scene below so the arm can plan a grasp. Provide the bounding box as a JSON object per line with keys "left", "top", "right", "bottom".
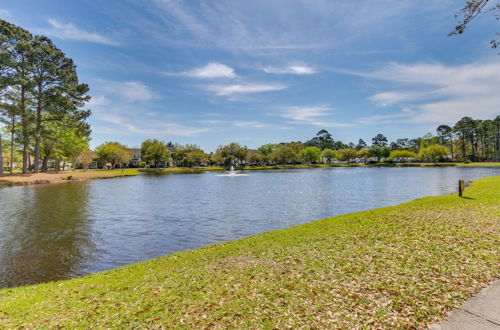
{"left": 0, "top": 167, "right": 498, "bottom": 288}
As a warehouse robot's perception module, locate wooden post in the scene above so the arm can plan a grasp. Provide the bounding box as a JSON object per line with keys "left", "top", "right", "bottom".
{"left": 458, "top": 179, "right": 464, "bottom": 197}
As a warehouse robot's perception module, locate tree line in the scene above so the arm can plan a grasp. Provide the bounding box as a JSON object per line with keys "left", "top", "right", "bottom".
{"left": 0, "top": 19, "right": 90, "bottom": 175}
{"left": 89, "top": 115, "right": 499, "bottom": 169}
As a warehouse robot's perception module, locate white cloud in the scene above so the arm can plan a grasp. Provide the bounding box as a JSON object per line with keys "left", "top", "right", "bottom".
{"left": 0, "top": 9, "right": 11, "bottom": 18}
{"left": 45, "top": 18, "right": 118, "bottom": 45}
{"left": 206, "top": 83, "right": 287, "bottom": 96}
{"left": 357, "top": 61, "right": 500, "bottom": 124}
{"left": 97, "top": 113, "right": 210, "bottom": 137}
{"left": 232, "top": 120, "right": 269, "bottom": 128}
{"left": 100, "top": 81, "right": 157, "bottom": 102}
{"left": 263, "top": 65, "right": 317, "bottom": 75}
{"left": 182, "top": 62, "right": 236, "bottom": 79}
{"left": 281, "top": 106, "right": 351, "bottom": 127}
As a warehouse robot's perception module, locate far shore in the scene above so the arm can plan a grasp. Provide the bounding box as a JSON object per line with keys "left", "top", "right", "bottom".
{"left": 1, "top": 162, "right": 499, "bottom": 187}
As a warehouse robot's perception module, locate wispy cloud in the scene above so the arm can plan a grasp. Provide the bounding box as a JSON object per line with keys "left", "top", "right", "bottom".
{"left": 45, "top": 18, "right": 118, "bottom": 45}
{"left": 0, "top": 9, "right": 11, "bottom": 18}
{"left": 355, "top": 61, "right": 500, "bottom": 124}
{"left": 205, "top": 83, "right": 287, "bottom": 96}
{"left": 99, "top": 80, "right": 157, "bottom": 102}
{"left": 263, "top": 64, "right": 317, "bottom": 75}
{"left": 281, "top": 106, "right": 351, "bottom": 127}
{"left": 98, "top": 114, "right": 210, "bottom": 136}
{"left": 172, "top": 62, "right": 237, "bottom": 79}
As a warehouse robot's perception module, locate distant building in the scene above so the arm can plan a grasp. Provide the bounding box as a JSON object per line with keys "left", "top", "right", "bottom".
{"left": 128, "top": 148, "right": 141, "bottom": 167}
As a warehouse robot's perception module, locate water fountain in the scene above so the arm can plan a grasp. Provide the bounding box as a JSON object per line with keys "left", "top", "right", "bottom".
{"left": 217, "top": 165, "right": 249, "bottom": 177}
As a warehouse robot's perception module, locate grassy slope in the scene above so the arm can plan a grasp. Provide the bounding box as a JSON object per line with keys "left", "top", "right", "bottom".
{"left": 0, "top": 177, "right": 499, "bottom": 328}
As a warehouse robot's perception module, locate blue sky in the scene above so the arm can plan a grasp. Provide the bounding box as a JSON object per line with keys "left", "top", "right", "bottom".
{"left": 1, "top": 0, "right": 499, "bottom": 151}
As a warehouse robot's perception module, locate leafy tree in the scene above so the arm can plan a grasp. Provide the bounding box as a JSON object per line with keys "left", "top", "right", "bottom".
{"left": 246, "top": 152, "right": 267, "bottom": 166}
{"left": 270, "top": 145, "right": 299, "bottom": 165}
{"left": 418, "top": 145, "right": 450, "bottom": 162}
{"left": 371, "top": 134, "right": 388, "bottom": 147}
{"left": 454, "top": 116, "right": 477, "bottom": 162}
{"left": 256, "top": 143, "right": 278, "bottom": 156}
{"left": 298, "top": 146, "right": 321, "bottom": 163}
{"left": 185, "top": 149, "right": 207, "bottom": 167}
{"left": 436, "top": 125, "right": 454, "bottom": 159}
{"left": 141, "top": 139, "right": 170, "bottom": 168}
{"left": 356, "top": 148, "right": 370, "bottom": 164}
{"left": 57, "top": 128, "right": 89, "bottom": 171}
{"left": 337, "top": 148, "right": 358, "bottom": 162}
{"left": 369, "top": 145, "right": 390, "bottom": 162}
{"left": 96, "top": 142, "right": 130, "bottom": 169}
{"left": 355, "top": 139, "right": 367, "bottom": 150}
{"left": 389, "top": 150, "right": 416, "bottom": 162}
{"left": 215, "top": 142, "right": 248, "bottom": 166}
{"left": 321, "top": 148, "right": 337, "bottom": 164}
{"left": 78, "top": 149, "right": 95, "bottom": 171}
{"left": 30, "top": 35, "right": 90, "bottom": 173}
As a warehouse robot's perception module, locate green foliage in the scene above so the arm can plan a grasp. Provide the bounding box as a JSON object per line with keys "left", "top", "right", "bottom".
{"left": 320, "top": 148, "right": 337, "bottom": 164}
{"left": 77, "top": 149, "right": 95, "bottom": 171}
{"left": 298, "top": 146, "right": 321, "bottom": 163}
{"left": 369, "top": 145, "right": 390, "bottom": 161}
{"left": 418, "top": 144, "right": 450, "bottom": 162}
{"left": 336, "top": 148, "right": 358, "bottom": 162}
{"left": 141, "top": 139, "right": 170, "bottom": 168}
{"left": 270, "top": 144, "right": 299, "bottom": 165}
{"left": 95, "top": 142, "right": 130, "bottom": 168}
{"left": 215, "top": 142, "right": 248, "bottom": 166}
{"left": 389, "top": 150, "right": 417, "bottom": 161}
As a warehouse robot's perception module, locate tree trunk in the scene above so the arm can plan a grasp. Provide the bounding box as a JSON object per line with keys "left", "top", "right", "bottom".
{"left": 42, "top": 157, "right": 48, "bottom": 172}
{"left": 34, "top": 89, "right": 42, "bottom": 174}
{"left": 21, "top": 86, "right": 29, "bottom": 174}
{"left": 9, "top": 115, "right": 14, "bottom": 174}
{"left": 0, "top": 131, "right": 4, "bottom": 176}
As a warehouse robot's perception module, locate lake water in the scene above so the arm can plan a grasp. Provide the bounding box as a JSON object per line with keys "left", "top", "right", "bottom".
{"left": 0, "top": 167, "right": 498, "bottom": 288}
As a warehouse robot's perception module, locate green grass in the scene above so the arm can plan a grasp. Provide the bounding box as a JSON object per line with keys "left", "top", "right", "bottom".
{"left": 0, "top": 176, "right": 499, "bottom": 328}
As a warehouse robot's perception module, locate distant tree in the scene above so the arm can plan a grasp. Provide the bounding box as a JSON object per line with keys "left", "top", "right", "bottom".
{"left": 454, "top": 116, "right": 477, "bottom": 161}
{"left": 369, "top": 145, "right": 390, "bottom": 162}
{"left": 389, "top": 150, "right": 416, "bottom": 162}
{"left": 418, "top": 145, "right": 450, "bottom": 163}
{"left": 436, "top": 125, "right": 454, "bottom": 159}
{"left": 185, "top": 149, "right": 207, "bottom": 167}
{"left": 321, "top": 148, "right": 337, "bottom": 164}
{"left": 270, "top": 145, "right": 299, "bottom": 165}
{"left": 215, "top": 142, "right": 248, "bottom": 166}
{"left": 450, "top": 0, "right": 499, "bottom": 49}
{"left": 247, "top": 152, "right": 267, "bottom": 166}
{"left": 305, "top": 130, "right": 334, "bottom": 150}
{"left": 141, "top": 139, "right": 170, "bottom": 168}
{"left": 57, "top": 129, "right": 89, "bottom": 171}
{"left": 356, "top": 148, "right": 370, "bottom": 164}
{"left": 371, "top": 134, "right": 388, "bottom": 147}
{"left": 355, "top": 139, "right": 367, "bottom": 150}
{"left": 78, "top": 149, "right": 95, "bottom": 171}
{"left": 336, "top": 148, "right": 358, "bottom": 163}
{"left": 299, "top": 146, "right": 321, "bottom": 163}
{"left": 96, "top": 142, "right": 130, "bottom": 169}
{"left": 256, "top": 143, "right": 278, "bottom": 156}
{"left": 390, "top": 138, "right": 410, "bottom": 151}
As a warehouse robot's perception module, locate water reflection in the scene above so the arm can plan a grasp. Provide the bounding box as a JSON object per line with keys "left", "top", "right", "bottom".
{"left": 0, "top": 183, "right": 95, "bottom": 288}
{"left": 0, "top": 167, "right": 498, "bottom": 288}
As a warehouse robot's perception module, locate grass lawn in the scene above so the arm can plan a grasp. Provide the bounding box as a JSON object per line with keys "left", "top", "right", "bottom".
{"left": 0, "top": 176, "right": 498, "bottom": 328}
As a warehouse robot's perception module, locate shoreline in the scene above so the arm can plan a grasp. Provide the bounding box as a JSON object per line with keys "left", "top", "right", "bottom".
{"left": 1, "top": 162, "right": 499, "bottom": 188}
{"left": 0, "top": 176, "right": 498, "bottom": 328}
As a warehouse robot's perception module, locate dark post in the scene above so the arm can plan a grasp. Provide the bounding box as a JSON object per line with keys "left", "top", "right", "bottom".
{"left": 458, "top": 180, "right": 465, "bottom": 197}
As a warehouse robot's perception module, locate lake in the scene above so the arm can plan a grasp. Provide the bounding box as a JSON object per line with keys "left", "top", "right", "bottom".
{"left": 0, "top": 167, "right": 498, "bottom": 288}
